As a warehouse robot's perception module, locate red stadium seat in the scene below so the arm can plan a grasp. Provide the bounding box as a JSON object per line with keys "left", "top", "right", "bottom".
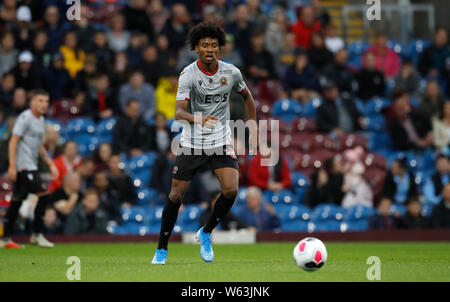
{"left": 312, "top": 133, "right": 338, "bottom": 152}
{"left": 363, "top": 167, "right": 387, "bottom": 200}
{"left": 291, "top": 117, "right": 317, "bottom": 132}
{"left": 281, "top": 148, "right": 303, "bottom": 168}
{"left": 339, "top": 134, "right": 369, "bottom": 151}
{"left": 364, "top": 153, "right": 387, "bottom": 170}
{"left": 48, "top": 99, "right": 81, "bottom": 123}
{"left": 257, "top": 80, "right": 285, "bottom": 103}
{"left": 290, "top": 133, "right": 315, "bottom": 152}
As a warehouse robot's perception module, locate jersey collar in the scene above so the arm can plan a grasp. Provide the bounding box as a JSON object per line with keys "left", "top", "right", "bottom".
{"left": 197, "top": 60, "right": 219, "bottom": 76}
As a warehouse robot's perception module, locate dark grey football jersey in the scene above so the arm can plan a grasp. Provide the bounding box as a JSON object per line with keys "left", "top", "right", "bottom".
{"left": 12, "top": 109, "right": 45, "bottom": 171}
{"left": 176, "top": 60, "right": 246, "bottom": 149}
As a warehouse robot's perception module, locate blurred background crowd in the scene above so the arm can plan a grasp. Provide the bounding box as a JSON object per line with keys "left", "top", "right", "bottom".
{"left": 0, "top": 0, "right": 449, "bottom": 236}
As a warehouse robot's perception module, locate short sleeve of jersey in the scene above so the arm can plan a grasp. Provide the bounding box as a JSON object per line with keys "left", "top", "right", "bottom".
{"left": 12, "top": 112, "right": 29, "bottom": 137}
{"left": 233, "top": 66, "right": 246, "bottom": 93}
{"left": 176, "top": 68, "right": 192, "bottom": 101}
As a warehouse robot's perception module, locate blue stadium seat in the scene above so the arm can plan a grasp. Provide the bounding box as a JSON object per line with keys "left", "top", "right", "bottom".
{"left": 344, "top": 205, "right": 375, "bottom": 221}
{"left": 312, "top": 204, "right": 345, "bottom": 221}
{"left": 130, "top": 169, "right": 151, "bottom": 187}
{"left": 180, "top": 205, "right": 202, "bottom": 224}
{"left": 148, "top": 206, "right": 164, "bottom": 225}
{"left": 265, "top": 189, "right": 297, "bottom": 205}
{"left": 291, "top": 172, "right": 309, "bottom": 204}
{"left": 73, "top": 134, "right": 100, "bottom": 156}
{"left": 387, "top": 40, "right": 403, "bottom": 54}
{"left": 127, "top": 153, "right": 156, "bottom": 173}
{"left": 65, "top": 117, "right": 96, "bottom": 137}
{"left": 365, "top": 114, "right": 386, "bottom": 132}
{"left": 280, "top": 220, "right": 309, "bottom": 232}
{"left": 390, "top": 203, "right": 407, "bottom": 216}
{"left": 96, "top": 117, "right": 116, "bottom": 143}
{"left": 421, "top": 203, "right": 435, "bottom": 217}
{"left": 347, "top": 41, "right": 370, "bottom": 57}
{"left": 403, "top": 39, "right": 430, "bottom": 64}
{"left": 302, "top": 97, "right": 322, "bottom": 118}
{"left": 236, "top": 187, "right": 248, "bottom": 206}
{"left": 311, "top": 221, "right": 342, "bottom": 232}
{"left": 341, "top": 220, "right": 369, "bottom": 231}
{"left": 121, "top": 206, "right": 150, "bottom": 224}
{"left": 272, "top": 99, "right": 302, "bottom": 122}
{"left": 45, "top": 118, "right": 64, "bottom": 133}
{"left": 136, "top": 187, "right": 161, "bottom": 206}
{"left": 364, "top": 97, "right": 390, "bottom": 116}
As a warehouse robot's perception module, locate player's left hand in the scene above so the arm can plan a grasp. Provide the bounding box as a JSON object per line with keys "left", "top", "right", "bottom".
{"left": 50, "top": 164, "right": 59, "bottom": 180}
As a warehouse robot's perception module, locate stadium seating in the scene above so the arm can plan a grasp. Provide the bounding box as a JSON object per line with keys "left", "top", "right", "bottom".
{"left": 96, "top": 118, "right": 116, "bottom": 144}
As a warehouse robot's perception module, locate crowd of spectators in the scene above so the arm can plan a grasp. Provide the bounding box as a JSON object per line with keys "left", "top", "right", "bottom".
{"left": 0, "top": 0, "right": 449, "bottom": 235}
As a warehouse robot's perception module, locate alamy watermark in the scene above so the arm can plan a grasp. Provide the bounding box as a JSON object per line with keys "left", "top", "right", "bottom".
{"left": 366, "top": 0, "right": 381, "bottom": 21}
{"left": 366, "top": 256, "right": 381, "bottom": 280}
{"left": 66, "top": 256, "right": 81, "bottom": 281}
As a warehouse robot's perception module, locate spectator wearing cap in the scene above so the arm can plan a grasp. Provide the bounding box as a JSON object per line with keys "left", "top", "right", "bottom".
{"left": 12, "top": 5, "right": 34, "bottom": 51}
{"left": 284, "top": 47, "right": 320, "bottom": 103}
{"left": 59, "top": 30, "right": 85, "bottom": 79}
{"left": 430, "top": 183, "right": 450, "bottom": 229}
{"left": 382, "top": 158, "right": 418, "bottom": 205}
{"left": 42, "top": 52, "right": 72, "bottom": 101}
{"left": 11, "top": 50, "right": 42, "bottom": 91}
{"left": 356, "top": 51, "right": 386, "bottom": 101}
{"left": 290, "top": 6, "right": 321, "bottom": 50}
{"left": 365, "top": 32, "right": 401, "bottom": 78}
{"left": 423, "top": 155, "right": 449, "bottom": 205}
{"left": 316, "top": 80, "right": 365, "bottom": 137}
{"left": 322, "top": 49, "right": 357, "bottom": 97}
{"left": 118, "top": 70, "right": 156, "bottom": 120}
{"left": 387, "top": 91, "right": 433, "bottom": 150}
{"left": 243, "top": 29, "right": 276, "bottom": 81}
{"left": 0, "top": 32, "right": 18, "bottom": 77}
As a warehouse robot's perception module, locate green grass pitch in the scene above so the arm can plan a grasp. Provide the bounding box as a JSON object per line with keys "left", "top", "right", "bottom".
{"left": 0, "top": 242, "right": 449, "bottom": 282}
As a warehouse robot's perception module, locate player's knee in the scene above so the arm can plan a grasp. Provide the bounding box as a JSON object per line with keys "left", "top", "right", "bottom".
{"left": 222, "top": 187, "right": 238, "bottom": 200}
{"left": 168, "top": 191, "right": 183, "bottom": 204}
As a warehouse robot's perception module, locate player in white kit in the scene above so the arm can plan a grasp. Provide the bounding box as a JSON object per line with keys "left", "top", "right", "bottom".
{"left": 152, "top": 22, "right": 257, "bottom": 264}
{"left": 0, "top": 90, "right": 59, "bottom": 248}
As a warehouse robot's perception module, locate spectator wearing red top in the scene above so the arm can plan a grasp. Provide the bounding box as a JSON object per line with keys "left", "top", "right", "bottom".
{"left": 290, "top": 6, "right": 321, "bottom": 50}
{"left": 248, "top": 146, "right": 291, "bottom": 192}
{"left": 49, "top": 140, "right": 82, "bottom": 192}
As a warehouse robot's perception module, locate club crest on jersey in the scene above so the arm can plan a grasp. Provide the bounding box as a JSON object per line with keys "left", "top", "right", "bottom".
{"left": 220, "top": 77, "right": 228, "bottom": 86}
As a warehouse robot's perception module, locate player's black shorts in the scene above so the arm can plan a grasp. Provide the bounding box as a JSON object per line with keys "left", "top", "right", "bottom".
{"left": 12, "top": 170, "right": 48, "bottom": 200}
{"left": 172, "top": 145, "right": 239, "bottom": 181}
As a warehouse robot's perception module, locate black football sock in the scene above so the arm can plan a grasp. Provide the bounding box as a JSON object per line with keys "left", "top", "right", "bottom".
{"left": 203, "top": 193, "right": 236, "bottom": 233}
{"left": 33, "top": 194, "right": 52, "bottom": 234}
{"left": 157, "top": 199, "right": 181, "bottom": 250}
{"left": 2, "top": 199, "right": 23, "bottom": 239}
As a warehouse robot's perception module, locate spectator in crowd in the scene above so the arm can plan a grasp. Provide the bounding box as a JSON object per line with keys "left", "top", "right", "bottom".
{"left": 273, "top": 31, "right": 296, "bottom": 79}
{"left": 93, "top": 142, "right": 113, "bottom": 172}
{"left": 42, "top": 124, "right": 62, "bottom": 160}
{"left": 264, "top": 6, "right": 288, "bottom": 57}
{"left": 121, "top": 0, "right": 155, "bottom": 42}
{"left": 140, "top": 44, "right": 163, "bottom": 87}
{"left": 0, "top": 72, "right": 15, "bottom": 108}
{"left": 82, "top": 72, "right": 116, "bottom": 121}
{"left": 432, "top": 101, "right": 450, "bottom": 151}
{"left": 316, "top": 80, "right": 364, "bottom": 137}
{"left": 226, "top": 3, "right": 253, "bottom": 55}
{"left": 322, "top": 48, "right": 357, "bottom": 97}
{"left": 307, "top": 32, "right": 333, "bottom": 72}
{"left": 423, "top": 154, "right": 449, "bottom": 204}
{"left": 161, "top": 3, "right": 190, "bottom": 52}
{"left": 418, "top": 80, "right": 445, "bottom": 121}
{"left": 290, "top": 6, "right": 321, "bottom": 50}
{"left": 0, "top": 115, "right": 15, "bottom": 172}
{"left": 369, "top": 197, "right": 400, "bottom": 230}
{"left": 75, "top": 155, "right": 96, "bottom": 193}
{"left": 149, "top": 111, "right": 173, "bottom": 154}
{"left": 248, "top": 144, "right": 291, "bottom": 192}
{"left": 418, "top": 27, "right": 450, "bottom": 78}
{"left": 48, "top": 172, "right": 82, "bottom": 228}
{"left": 11, "top": 50, "right": 42, "bottom": 92}
{"left": 0, "top": 31, "right": 18, "bottom": 77}
{"left": 66, "top": 188, "right": 108, "bottom": 234}
{"left": 93, "top": 171, "right": 121, "bottom": 221}
{"left": 148, "top": 0, "right": 170, "bottom": 34}
{"left": 356, "top": 51, "right": 386, "bottom": 101}
{"left": 70, "top": 3, "right": 95, "bottom": 52}
{"left": 341, "top": 147, "right": 373, "bottom": 208}
{"left": 155, "top": 33, "right": 178, "bottom": 73}
{"left": 39, "top": 5, "right": 71, "bottom": 53}
{"left": 220, "top": 34, "right": 243, "bottom": 70}
{"left": 311, "top": 0, "right": 330, "bottom": 27}
{"left": 107, "top": 14, "right": 131, "bottom": 53}
{"left": 396, "top": 197, "right": 429, "bottom": 229}
{"left": 109, "top": 52, "right": 129, "bottom": 87}
{"left": 323, "top": 24, "right": 344, "bottom": 54}
{"left": 42, "top": 52, "right": 72, "bottom": 101}
{"left": 118, "top": 70, "right": 156, "bottom": 119}
{"left": 393, "top": 59, "right": 421, "bottom": 99}
{"left": 74, "top": 54, "right": 97, "bottom": 94}
{"left": 48, "top": 140, "right": 81, "bottom": 192}
{"left": 59, "top": 30, "right": 85, "bottom": 79}
{"left": 430, "top": 183, "right": 450, "bottom": 229}
{"left": 107, "top": 154, "right": 136, "bottom": 207}
{"left": 0, "top": 0, "right": 17, "bottom": 26}
{"left": 305, "top": 155, "right": 345, "bottom": 208}
{"left": 150, "top": 138, "right": 178, "bottom": 198}
{"left": 237, "top": 186, "right": 281, "bottom": 231}
{"left": 243, "top": 29, "right": 276, "bottom": 82}
{"left": 284, "top": 48, "right": 319, "bottom": 103}
{"left": 382, "top": 157, "right": 418, "bottom": 205}
{"left": 199, "top": 191, "right": 248, "bottom": 230}
{"left": 247, "top": 0, "right": 268, "bottom": 28}
{"left": 155, "top": 70, "right": 177, "bottom": 120}
{"left": 13, "top": 5, "right": 34, "bottom": 51}
{"left": 31, "top": 30, "right": 52, "bottom": 72}
{"left": 126, "top": 32, "right": 146, "bottom": 69}
{"left": 113, "top": 99, "right": 153, "bottom": 157}
{"left": 9, "top": 87, "right": 28, "bottom": 116}
{"left": 89, "top": 30, "right": 114, "bottom": 72}
{"left": 43, "top": 208, "right": 63, "bottom": 234}
{"left": 387, "top": 90, "right": 433, "bottom": 150}
{"left": 365, "top": 32, "right": 401, "bottom": 78}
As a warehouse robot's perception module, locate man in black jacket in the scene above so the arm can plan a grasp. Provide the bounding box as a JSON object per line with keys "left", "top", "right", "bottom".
{"left": 316, "top": 80, "right": 365, "bottom": 137}
{"left": 387, "top": 91, "right": 433, "bottom": 150}
{"left": 431, "top": 183, "right": 450, "bottom": 229}
{"left": 321, "top": 48, "right": 358, "bottom": 97}
{"left": 113, "top": 99, "right": 153, "bottom": 157}
{"left": 381, "top": 157, "right": 418, "bottom": 205}
{"left": 356, "top": 51, "right": 385, "bottom": 101}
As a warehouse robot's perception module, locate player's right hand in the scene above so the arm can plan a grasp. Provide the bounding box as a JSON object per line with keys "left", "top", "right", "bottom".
{"left": 8, "top": 166, "right": 17, "bottom": 181}
{"left": 202, "top": 115, "right": 219, "bottom": 129}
